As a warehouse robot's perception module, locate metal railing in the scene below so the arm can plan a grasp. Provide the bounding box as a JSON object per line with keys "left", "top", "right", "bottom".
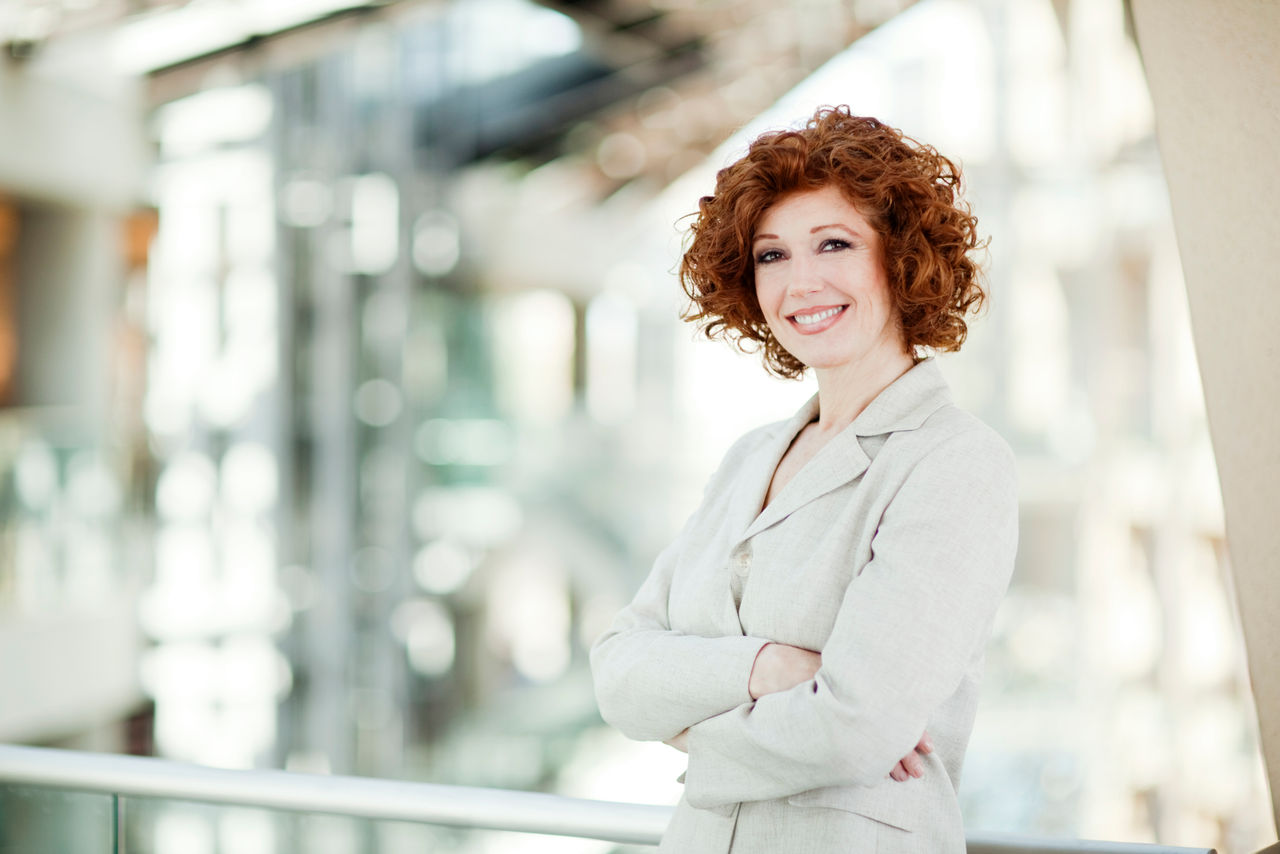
{"left": 0, "top": 744, "right": 1217, "bottom": 853}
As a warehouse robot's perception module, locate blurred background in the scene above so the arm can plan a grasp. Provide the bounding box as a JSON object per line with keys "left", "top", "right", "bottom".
{"left": 0, "top": 0, "right": 1274, "bottom": 851}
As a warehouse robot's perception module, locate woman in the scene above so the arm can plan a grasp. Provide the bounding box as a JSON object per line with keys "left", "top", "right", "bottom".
{"left": 590, "top": 106, "right": 1018, "bottom": 853}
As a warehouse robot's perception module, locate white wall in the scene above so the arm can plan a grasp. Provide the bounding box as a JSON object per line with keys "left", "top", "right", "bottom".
{"left": 0, "top": 50, "right": 148, "bottom": 210}
{"left": 0, "top": 39, "right": 150, "bottom": 745}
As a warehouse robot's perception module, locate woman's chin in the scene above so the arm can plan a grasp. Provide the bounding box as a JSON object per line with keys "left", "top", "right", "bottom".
{"left": 790, "top": 349, "right": 859, "bottom": 373}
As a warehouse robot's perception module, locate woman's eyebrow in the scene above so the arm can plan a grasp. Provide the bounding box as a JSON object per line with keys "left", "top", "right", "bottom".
{"left": 753, "top": 223, "right": 863, "bottom": 242}
{"left": 811, "top": 223, "right": 860, "bottom": 235}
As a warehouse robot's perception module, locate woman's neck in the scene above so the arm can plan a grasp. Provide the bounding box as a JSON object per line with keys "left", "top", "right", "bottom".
{"left": 811, "top": 348, "right": 916, "bottom": 435}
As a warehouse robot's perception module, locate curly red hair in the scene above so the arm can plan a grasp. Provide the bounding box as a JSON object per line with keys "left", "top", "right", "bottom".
{"left": 680, "top": 106, "right": 987, "bottom": 378}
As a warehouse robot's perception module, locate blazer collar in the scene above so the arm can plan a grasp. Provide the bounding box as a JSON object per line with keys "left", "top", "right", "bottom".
{"left": 739, "top": 358, "right": 952, "bottom": 540}
{"left": 840, "top": 356, "right": 952, "bottom": 437}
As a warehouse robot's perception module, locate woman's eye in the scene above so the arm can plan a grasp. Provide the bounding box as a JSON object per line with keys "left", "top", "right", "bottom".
{"left": 820, "top": 238, "right": 851, "bottom": 252}
{"left": 755, "top": 249, "right": 784, "bottom": 265}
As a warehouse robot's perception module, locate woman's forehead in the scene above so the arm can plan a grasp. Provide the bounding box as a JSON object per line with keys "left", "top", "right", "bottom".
{"left": 754, "top": 186, "right": 875, "bottom": 236}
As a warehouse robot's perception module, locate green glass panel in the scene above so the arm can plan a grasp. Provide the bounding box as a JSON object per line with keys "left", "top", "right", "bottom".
{"left": 0, "top": 783, "right": 116, "bottom": 853}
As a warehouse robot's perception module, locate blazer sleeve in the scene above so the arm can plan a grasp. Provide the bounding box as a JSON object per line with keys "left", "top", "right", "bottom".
{"left": 681, "top": 426, "right": 1019, "bottom": 808}
{"left": 590, "top": 436, "right": 773, "bottom": 743}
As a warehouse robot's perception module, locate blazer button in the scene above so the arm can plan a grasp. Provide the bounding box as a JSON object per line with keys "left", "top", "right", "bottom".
{"left": 733, "top": 551, "right": 751, "bottom": 576}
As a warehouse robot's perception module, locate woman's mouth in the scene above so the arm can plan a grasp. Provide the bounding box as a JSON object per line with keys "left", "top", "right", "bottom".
{"left": 788, "top": 305, "right": 847, "bottom": 334}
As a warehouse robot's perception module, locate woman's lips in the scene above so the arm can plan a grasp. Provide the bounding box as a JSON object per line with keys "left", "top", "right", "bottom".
{"left": 787, "top": 304, "right": 847, "bottom": 334}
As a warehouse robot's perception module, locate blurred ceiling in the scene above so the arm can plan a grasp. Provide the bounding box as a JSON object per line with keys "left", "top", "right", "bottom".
{"left": 2, "top": 0, "right": 916, "bottom": 191}
{"left": 532, "top": 0, "right": 917, "bottom": 189}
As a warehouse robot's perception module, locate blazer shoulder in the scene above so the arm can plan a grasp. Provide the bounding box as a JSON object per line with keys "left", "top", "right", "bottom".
{"left": 908, "top": 405, "right": 1017, "bottom": 479}
{"left": 718, "top": 415, "right": 791, "bottom": 467}
{"left": 696, "top": 414, "right": 796, "bottom": 499}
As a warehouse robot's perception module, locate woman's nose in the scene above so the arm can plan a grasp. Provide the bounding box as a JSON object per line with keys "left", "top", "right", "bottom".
{"left": 787, "top": 265, "right": 823, "bottom": 297}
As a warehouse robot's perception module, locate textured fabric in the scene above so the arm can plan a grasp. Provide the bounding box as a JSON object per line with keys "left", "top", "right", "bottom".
{"left": 590, "top": 358, "right": 1019, "bottom": 853}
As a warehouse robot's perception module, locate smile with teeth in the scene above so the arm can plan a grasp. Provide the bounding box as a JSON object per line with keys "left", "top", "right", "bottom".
{"left": 790, "top": 305, "right": 846, "bottom": 326}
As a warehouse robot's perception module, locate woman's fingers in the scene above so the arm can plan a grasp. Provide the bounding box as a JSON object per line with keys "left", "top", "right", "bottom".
{"left": 891, "top": 745, "right": 928, "bottom": 781}
{"left": 891, "top": 732, "right": 935, "bottom": 781}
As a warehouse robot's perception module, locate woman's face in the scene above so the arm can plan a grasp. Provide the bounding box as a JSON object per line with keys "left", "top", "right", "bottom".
{"left": 752, "top": 185, "right": 906, "bottom": 376}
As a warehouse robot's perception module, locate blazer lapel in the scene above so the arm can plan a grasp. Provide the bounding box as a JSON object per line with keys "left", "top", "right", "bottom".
{"left": 724, "top": 395, "right": 820, "bottom": 540}
{"left": 741, "top": 433, "right": 870, "bottom": 540}
{"left": 739, "top": 358, "right": 953, "bottom": 541}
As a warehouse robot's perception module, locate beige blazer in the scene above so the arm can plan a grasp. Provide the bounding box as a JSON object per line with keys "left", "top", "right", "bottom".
{"left": 590, "top": 359, "right": 1019, "bottom": 853}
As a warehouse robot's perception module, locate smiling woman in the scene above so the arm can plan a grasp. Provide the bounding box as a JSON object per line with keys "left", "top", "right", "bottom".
{"left": 590, "top": 106, "right": 1016, "bottom": 854}
{"left": 750, "top": 186, "right": 904, "bottom": 388}
{"left": 679, "top": 107, "right": 986, "bottom": 380}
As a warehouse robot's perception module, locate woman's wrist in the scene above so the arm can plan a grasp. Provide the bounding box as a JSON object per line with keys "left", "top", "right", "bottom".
{"left": 748, "top": 642, "right": 774, "bottom": 700}
{"left": 748, "top": 642, "right": 822, "bottom": 700}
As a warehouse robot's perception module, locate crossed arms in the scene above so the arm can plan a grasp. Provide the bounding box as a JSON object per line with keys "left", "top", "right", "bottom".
{"left": 589, "top": 427, "right": 1018, "bottom": 809}
{"left": 664, "top": 642, "right": 936, "bottom": 782}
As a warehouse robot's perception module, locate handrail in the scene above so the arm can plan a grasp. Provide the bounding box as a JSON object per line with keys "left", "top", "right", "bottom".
{"left": 0, "top": 744, "right": 1217, "bottom": 853}
{"left": 964, "top": 832, "right": 1218, "bottom": 854}
{"left": 0, "top": 744, "right": 668, "bottom": 845}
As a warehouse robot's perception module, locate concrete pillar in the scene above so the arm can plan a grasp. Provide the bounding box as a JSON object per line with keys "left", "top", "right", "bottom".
{"left": 1129, "top": 0, "right": 1280, "bottom": 840}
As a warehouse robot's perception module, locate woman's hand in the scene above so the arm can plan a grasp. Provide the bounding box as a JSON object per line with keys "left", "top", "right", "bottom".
{"left": 697, "top": 643, "right": 933, "bottom": 779}
{"left": 667, "top": 639, "right": 818, "bottom": 754}
{"left": 664, "top": 729, "right": 690, "bottom": 753}
{"left": 748, "top": 643, "right": 822, "bottom": 699}
{"left": 889, "top": 731, "right": 933, "bottom": 782}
